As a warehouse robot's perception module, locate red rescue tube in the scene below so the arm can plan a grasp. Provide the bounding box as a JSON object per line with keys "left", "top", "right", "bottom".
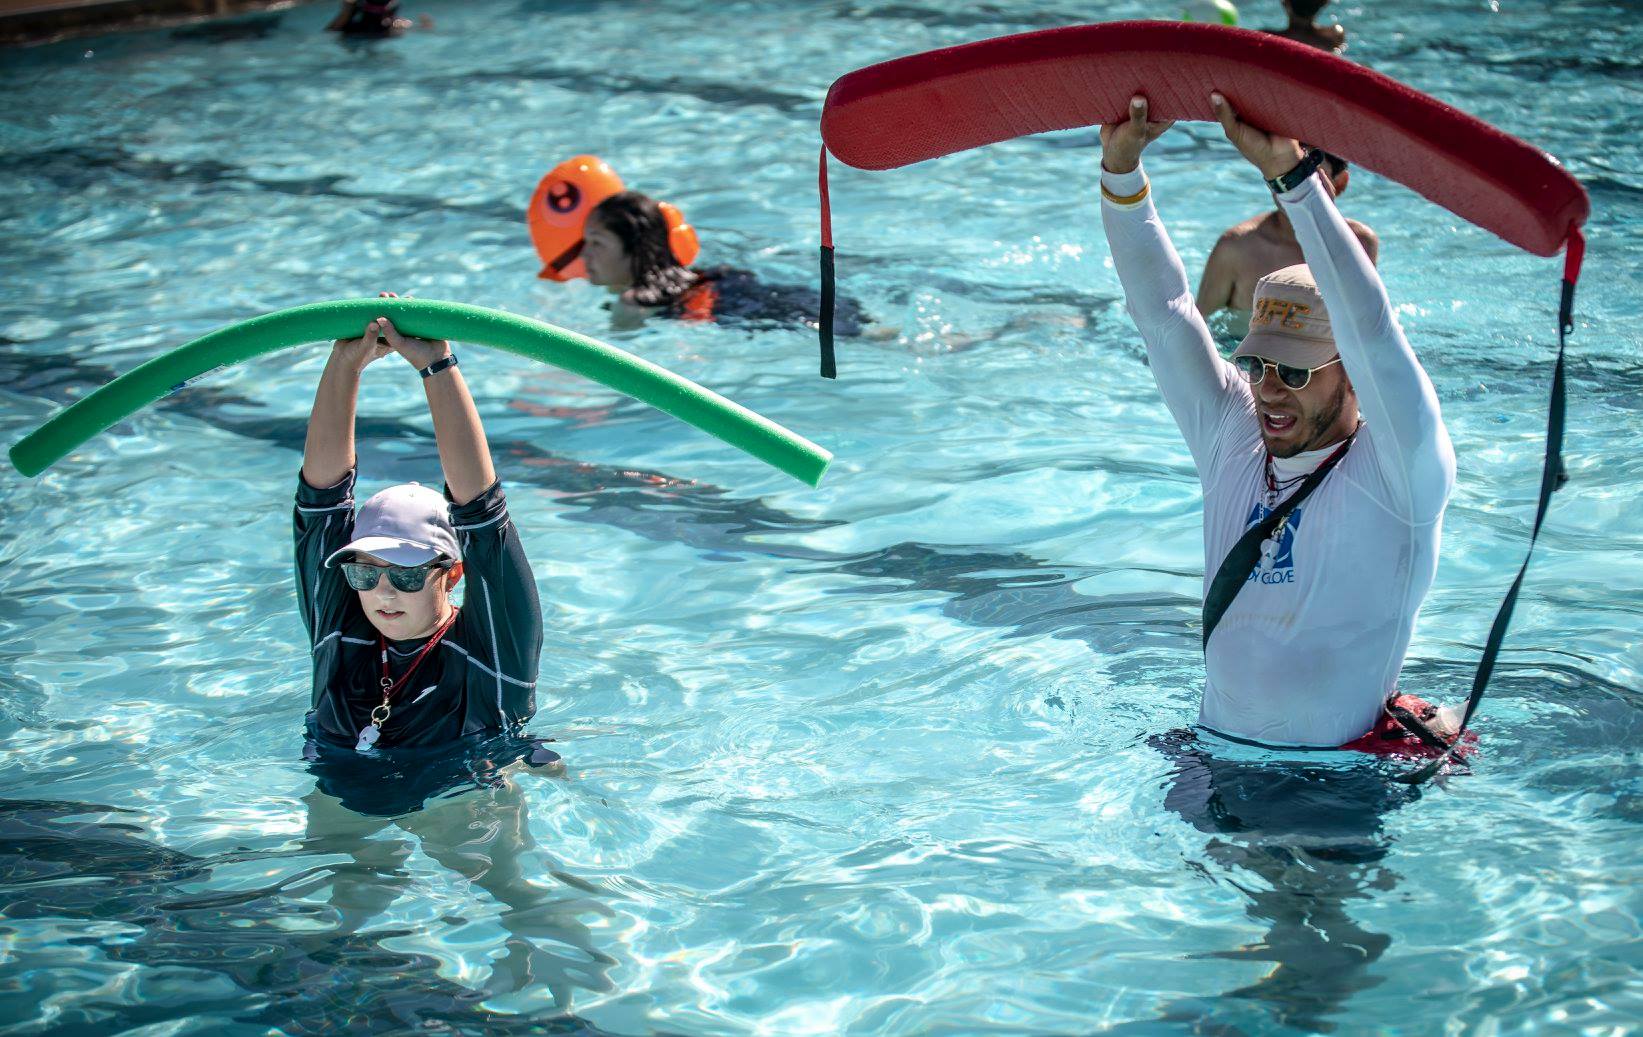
{"left": 821, "top": 21, "right": 1587, "bottom": 257}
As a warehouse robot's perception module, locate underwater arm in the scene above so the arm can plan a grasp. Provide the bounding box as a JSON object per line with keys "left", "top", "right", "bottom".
{"left": 610, "top": 296, "right": 654, "bottom": 330}
{"left": 324, "top": 1, "right": 353, "bottom": 31}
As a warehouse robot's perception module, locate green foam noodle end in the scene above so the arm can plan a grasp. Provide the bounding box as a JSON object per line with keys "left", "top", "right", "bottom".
{"left": 9, "top": 298, "right": 832, "bottom": 486}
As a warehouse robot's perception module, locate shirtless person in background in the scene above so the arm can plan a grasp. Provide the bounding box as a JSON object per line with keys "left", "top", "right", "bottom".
{"left": 1196, "top": 151, "right": 1378, "bottom": 337}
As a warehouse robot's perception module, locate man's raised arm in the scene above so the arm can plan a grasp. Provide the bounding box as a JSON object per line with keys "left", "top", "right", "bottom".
{"left": 1100, "top": 98, "right": 1248, "bottom": 473}
{"left": 1210, "top": 93, "right": 1454, "bottom": 520}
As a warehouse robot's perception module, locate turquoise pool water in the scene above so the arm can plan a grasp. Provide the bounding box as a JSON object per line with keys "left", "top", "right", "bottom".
{"left": 1, "top": 0, "right": 1639, "bottom": 1033}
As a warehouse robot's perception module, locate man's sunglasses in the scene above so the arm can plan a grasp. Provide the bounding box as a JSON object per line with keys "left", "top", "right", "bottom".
{"left": 341, "top": 560, "right": 451, "bottom": 593}
{"left": 1232, "top": 354, "right": 1343, "bottom": 391}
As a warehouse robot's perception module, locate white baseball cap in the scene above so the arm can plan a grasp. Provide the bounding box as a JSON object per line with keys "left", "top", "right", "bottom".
{"left": 324, "top": 482, "right": 460, "bottom": 568}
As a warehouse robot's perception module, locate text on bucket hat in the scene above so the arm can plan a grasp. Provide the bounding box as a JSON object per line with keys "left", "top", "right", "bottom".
{"left": 1232, "top": 263, "right": 1339, "bottom": 370}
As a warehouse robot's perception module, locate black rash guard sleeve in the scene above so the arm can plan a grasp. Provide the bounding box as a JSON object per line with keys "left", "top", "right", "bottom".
{"left": 293, "top": 468, "right": 362, "bottom": 650}
{"left": 446, "top": 480, "right": 542, "bottom": 728}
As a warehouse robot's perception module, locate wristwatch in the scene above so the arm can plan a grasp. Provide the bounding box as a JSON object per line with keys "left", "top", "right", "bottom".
{"left": 419, "top": 353, "right": 459, "bottom": 379}
{"left": 1266, "top": 148, "right": 1325, "bottom": 195}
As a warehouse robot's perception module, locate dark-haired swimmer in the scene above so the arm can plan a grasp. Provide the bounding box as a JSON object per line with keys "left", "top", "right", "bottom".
{"left": 583, "top": 190, "right": 871, "bottom": 335}
{"left": 1196, "top": 151, "right": 1378, "bottom": 339}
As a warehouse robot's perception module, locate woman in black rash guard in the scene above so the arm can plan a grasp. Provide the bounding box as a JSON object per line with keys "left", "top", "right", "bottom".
{"left": 294, "top": 304, "right": 542, "bottom": 759}
{"left": 582, "top": 190, "right": 870, "bottom": 335}
{"left": 292, "top": 296, "right": 603, "bottom": 1002}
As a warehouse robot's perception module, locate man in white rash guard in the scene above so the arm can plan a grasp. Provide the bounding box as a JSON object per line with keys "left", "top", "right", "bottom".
{"left": 1098, "top": 93, "right": 1457, "bottom": 748}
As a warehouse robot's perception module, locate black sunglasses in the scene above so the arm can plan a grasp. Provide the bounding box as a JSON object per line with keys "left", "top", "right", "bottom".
{"left": 341, "top": 560, "right": 450, "bottom": 593}
{"left": 1232, "top": 354, "right": 1343, "bottom": 391}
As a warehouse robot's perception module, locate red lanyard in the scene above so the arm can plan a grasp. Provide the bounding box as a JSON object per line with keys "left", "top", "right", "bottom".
{"left": 1264, "top": 433, "right": 1356, "bottom": 496}
{"left": 376, "top": 608, "right": 459, "bottom": 715}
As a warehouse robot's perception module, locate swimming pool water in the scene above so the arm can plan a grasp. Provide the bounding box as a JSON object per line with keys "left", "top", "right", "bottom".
{"left": 0, "top": 0, "right": 1639, "bottom": 1033}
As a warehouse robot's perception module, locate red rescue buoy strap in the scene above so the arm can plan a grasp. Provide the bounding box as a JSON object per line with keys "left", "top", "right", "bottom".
{"left": 820, "top": 146, "right": 837, "bottom": 379}
{"left": 1395, "top": 223, "right": 1585, "bottom": 784}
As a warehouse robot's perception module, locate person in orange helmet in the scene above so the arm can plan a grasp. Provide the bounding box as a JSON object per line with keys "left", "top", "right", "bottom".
{"left": 583, "top": 190, "right": 870, "bottom": 334}
{"left": 529, "top": 156, "right": 868, "bottom": 335}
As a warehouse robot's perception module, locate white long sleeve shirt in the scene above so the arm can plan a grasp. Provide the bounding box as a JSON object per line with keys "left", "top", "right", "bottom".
{"left": 1102, "top": 164, "right": 1455, "bottom": 747}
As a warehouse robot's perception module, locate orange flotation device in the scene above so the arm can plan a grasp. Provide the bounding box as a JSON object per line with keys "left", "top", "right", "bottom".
{"left": 658, "top": 201, "right": 701, "bottom": 268}
{"left": 528, "top": 155, "right": 700, "bottom": 281}
{"left": 529, "top": 155, "right": 623, "bottom": 281}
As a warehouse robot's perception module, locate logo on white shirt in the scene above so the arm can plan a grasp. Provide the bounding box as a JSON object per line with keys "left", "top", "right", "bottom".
{"left": 1244, "top": 503, "right": 1306, "bottom": 584}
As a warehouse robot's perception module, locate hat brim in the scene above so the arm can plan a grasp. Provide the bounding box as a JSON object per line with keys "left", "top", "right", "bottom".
{"left": 324, "top": 536, "right": 443, "bottom": 568}
{"left": 1231, "top": 331, "right": 1339, "bottom": 369}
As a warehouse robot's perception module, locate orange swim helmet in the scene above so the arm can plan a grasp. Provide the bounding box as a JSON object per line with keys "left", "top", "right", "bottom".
{"left": 529, "top": 155, "right": 624, "bottom": 282}
{"left": 529, "top": 155, "right": 701, "bottom": 280}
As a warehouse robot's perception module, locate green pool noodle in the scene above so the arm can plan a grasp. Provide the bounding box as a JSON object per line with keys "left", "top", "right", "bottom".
{"left": 9, "top": 298, "right": 832, "bottom": 486}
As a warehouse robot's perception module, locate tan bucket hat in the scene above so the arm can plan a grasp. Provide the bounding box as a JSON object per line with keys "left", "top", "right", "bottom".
{"left": 1232, "top": 264, "right": 1338, "bottom": 369}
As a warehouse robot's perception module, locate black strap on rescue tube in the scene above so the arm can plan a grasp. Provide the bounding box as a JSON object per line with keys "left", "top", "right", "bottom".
{"left": 819, "top": 145, "right": 838, "bottom": 379}
{"left": 1396, "top": 227, "right": 1586, "bottom": 785}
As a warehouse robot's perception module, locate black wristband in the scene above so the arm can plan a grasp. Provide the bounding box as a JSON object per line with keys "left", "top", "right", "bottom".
{"left": 1266, "top": 148, "right": 1326, "bottom": 195}
{"left": 419, "top": 353, "right": 458, "bottom": 380}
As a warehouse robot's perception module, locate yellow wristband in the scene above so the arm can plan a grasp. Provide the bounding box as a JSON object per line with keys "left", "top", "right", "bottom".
{"left": 1101, "top": 180, "right": 1151, "bottom": 207}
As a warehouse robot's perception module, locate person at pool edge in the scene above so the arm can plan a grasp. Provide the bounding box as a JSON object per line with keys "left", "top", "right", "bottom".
{"left": 294, "top": 299, "right": 545, "bottom": 758}
{"left": 1195, "top": 150, "right": 1379, "bottom": 337}
{"left": 325, "top": 0, "right": 431, "bottom": 37}
{"left": 1264, "top": 0, "right": 1347, "bottom": 53}
{"left": 1099, "top": 94, "right": 1459, "bottom": 748}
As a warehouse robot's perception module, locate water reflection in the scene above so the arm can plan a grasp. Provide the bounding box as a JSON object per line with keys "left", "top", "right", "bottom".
{"left": 1104, "top": 735, "right": 1417, "bottom": 1034}
{"left": 0, "top": 795, "right": 629, "bottom": 1033}
{"left": 300, "top": 762, "right": 616, "bottom": 1013}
